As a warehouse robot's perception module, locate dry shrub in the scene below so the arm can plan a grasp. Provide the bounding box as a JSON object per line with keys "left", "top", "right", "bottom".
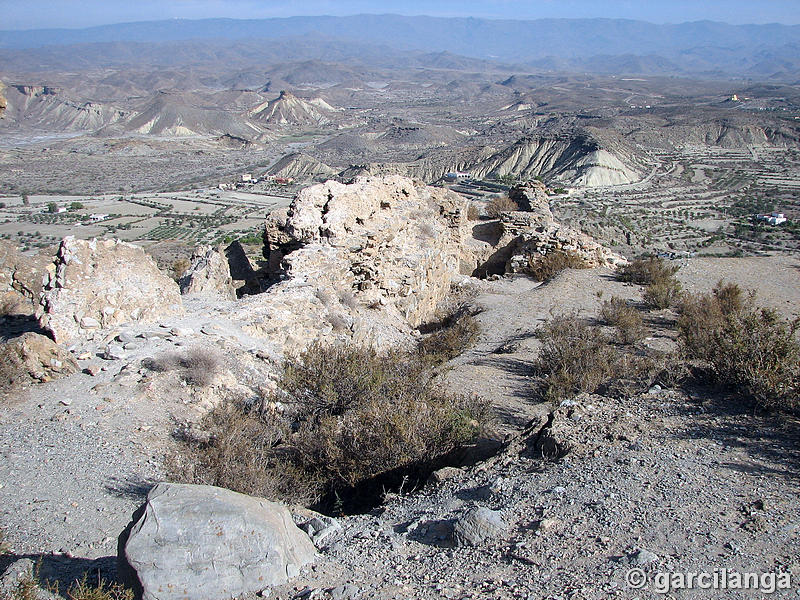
{"left": 63, "top": 575, "right": 134, "bottom": 600}
{"left": 467, "top": 203, "right": 481, "bottom": 221}
{"left": 171, "top": 258, "right": 191, "bottom": 281}
{"left": 486, "top": 196, "right": 519, "bottom": 218}
{"left": 600, "top": 297, "right": 646, "bottom": 344}
{"left": 4, "top": 563, "right": 132, "bottom": 600}
{"left": 643, "top": 279, "right": 682, "bottom": 310}
{"left": 618, "top": 256, "right": 679, "bottom": 286}
{"left": 286, "top": 344, "right": 489, "bottom": 489}
{"left": 167, "top": 400, "right": 317, "bottom": 504}
{"left": 604, "top": 352, "right": 661, "bottom": 398}
{"left": 172, "top": 343, "right": 490, "bottom": 504}
{"left": 417, "top": 309, "right": 480, "bottom": 366}
{"left": 678, "top": 281, "right": 800, "bottom": 408}
{"left": 535, "top": 310, "right": 686, "bottom": 402}
{"left": 535, "top": 315, "right": 618, "bottom": 402}
{"left": 525, "top": 251, "right": 589, "bottom": 282}
{"left": 143, "top": 347, "right": 221, "bottom": 387}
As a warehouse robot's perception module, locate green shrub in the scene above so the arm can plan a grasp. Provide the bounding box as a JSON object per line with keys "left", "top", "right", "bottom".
{"left": 600, "top": 297, "right": 646, "bottom": 344}
{"left": 525, "top": 251, "right": 589, "bottom": 282}
{"left": 534, "top": 315, "right": 618, "bottom": 402}
{"left": 678, "top": 282, "right": 800, "bottom": 408}
{"left": 618, "top": 256, "right": 679, "bottom": 286}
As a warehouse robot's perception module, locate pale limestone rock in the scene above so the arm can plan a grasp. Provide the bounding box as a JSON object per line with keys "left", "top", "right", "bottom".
{"left": 508, "top": 181, "right": 553, "bottom": 216}
{"left": 178, "top": 244, "right": 236, "bottom": 300}
{"left": 497, "top": 212, "right": 627, "bottom": 274}
{"left": 0, "top": 332, "right": 78, "bottom": 387}
{"left": 38, "top": 237, "right": 183, "bottom": 344}
{"left": 0, "top": 240, "right": 54, "bottom": 313}
{"left": 249, "top": 175, "right": 474, "bottom": 353}
{"left": 119, "top": 483, "right": 316, "bottom": 600}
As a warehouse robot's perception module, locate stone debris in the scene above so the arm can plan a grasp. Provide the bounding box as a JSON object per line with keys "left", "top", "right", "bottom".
{"left": 0, "top": 332, "right": 78, "bottom": 388}
{"left": 38, "top": 237, "right": 183, "bottom": 344}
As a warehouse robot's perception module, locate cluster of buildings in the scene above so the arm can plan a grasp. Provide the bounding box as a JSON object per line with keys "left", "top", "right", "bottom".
{"left": 217, "top": 173, "right": 295, "bottom": 191}
{"left": 756, "top": 212, "right": 788, "bottom": 226}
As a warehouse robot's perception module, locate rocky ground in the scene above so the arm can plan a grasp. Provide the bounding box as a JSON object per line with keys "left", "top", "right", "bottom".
{"left": 2, "top": 253, "right": 799, "bottom": 598}
{"left": 1, "top": 174, "right": 799, "bottom": 599}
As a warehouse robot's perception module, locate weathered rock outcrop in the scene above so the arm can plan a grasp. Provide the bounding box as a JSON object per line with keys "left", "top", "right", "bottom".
{"left": 499, "top": 211, "right": 627, "bottom": 273}
{"left": 0, "top": 240, "right": 53, "bottom": 313}
{"left": 224, "top": 240, "right": 261, "bottom": 296}
{"left": 119, "top": 483, "right": 315, "bottom": 600}
{"left": 508, "top": 181, "right": 552, "bottom": 215}
{"left": 38, "top": 237, "right": 183, "bottom": 343}
{"left": 243, "top": 175, "right": 476, "bottom": 352}
{"left": 473, "top": 186, "right": 624, "bottom": 276}
{"left": 0, "top": 332, "right": 78, "bottom": 389}
{"left": 178, "top": 245, "right": 236, "bottom": 300}
{"left": 242, "top": 174, "right": 621, "bottom": 355}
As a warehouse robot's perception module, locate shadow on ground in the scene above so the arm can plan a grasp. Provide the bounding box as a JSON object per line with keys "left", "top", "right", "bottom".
{"left": 671, "top": 387, "right": 800, "bottom": 481}
{"left": 0, "top": 553, "right": 119, "bottom": 599}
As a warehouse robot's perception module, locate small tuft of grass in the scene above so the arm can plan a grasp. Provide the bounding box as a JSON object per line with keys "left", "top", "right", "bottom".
{"left": 66, "top": 573, "right": 134, "bottom": 600}
{"left": 143, "top": 347, "right": 221, "bottom": 387}
{"left": 467, "top": 203, "right": 481, "bottom": 221}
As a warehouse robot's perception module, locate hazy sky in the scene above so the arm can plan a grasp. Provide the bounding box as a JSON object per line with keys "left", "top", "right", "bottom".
{"left": 2, "top": 0, "right": 800, "bottom": 30}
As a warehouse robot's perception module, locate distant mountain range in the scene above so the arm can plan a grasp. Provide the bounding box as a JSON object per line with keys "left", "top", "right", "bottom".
{"left": 2, "top": 15, "right": 800, "bottom": 79}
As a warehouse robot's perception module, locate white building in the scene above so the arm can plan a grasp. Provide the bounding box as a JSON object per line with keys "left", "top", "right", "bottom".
{"left": 758, "top": 212, "right": 787, "bottom": 225}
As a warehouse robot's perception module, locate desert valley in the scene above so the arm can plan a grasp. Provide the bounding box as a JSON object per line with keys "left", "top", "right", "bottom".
{"left": 0, "top": 11, "right": 799, "bottom": 600}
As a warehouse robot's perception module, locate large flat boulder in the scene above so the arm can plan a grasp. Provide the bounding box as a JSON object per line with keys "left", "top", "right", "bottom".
{"left": 118, "top": 483, "right": 316, "bottom": 600}
{"left": 38, "top": 237, "right": 183, "bottom": 343}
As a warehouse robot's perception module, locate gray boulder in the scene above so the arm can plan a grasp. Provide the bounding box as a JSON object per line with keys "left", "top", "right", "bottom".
{"left": 451, "top": 507, "right": 506, "bottom": 546}
{"left": 118, "top": 483, "right": 316, "bottom": 600}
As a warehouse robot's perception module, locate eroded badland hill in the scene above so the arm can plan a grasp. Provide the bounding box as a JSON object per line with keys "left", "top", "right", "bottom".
{"left": 1, "top": 15, "right": 800, "bottom": 600}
